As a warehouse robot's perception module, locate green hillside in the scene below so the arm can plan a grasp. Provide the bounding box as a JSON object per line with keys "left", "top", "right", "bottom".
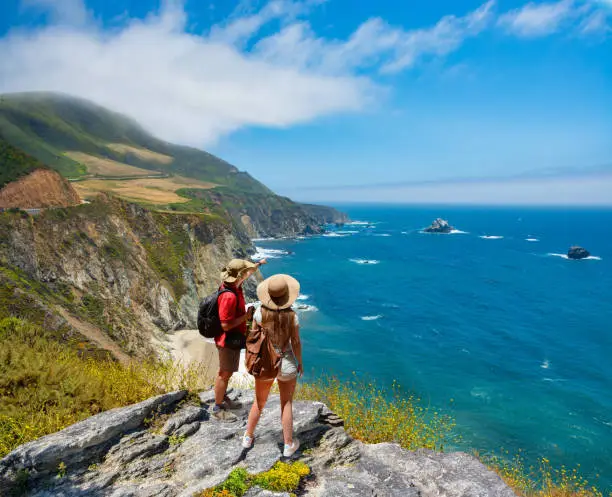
{"left": 0, "top": 92, "right": 271, "bottom": 194}
{"left": 0, "top": 137, "right": 47, "bottom": 188}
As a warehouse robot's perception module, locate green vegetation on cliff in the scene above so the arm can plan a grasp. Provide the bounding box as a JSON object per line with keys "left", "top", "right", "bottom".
{"left": 0, "top": 92, "right": 270, "bottom": 193}
{"left": 0, "top": 138, "right": 47, "bottom": 188}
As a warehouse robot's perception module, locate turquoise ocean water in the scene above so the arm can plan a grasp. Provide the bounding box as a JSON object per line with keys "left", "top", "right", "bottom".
{"left": 254, "top": 205, "right": 612, "bottom": 488}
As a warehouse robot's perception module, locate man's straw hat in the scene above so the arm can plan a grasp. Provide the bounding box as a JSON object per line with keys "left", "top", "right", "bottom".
{"left": 221, "top": 259, "right": 257, "bottom": 284}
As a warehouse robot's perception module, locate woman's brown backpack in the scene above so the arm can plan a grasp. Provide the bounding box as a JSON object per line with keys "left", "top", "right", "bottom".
{"left": 245, "top": 323, "right": 281, "bottom": 380}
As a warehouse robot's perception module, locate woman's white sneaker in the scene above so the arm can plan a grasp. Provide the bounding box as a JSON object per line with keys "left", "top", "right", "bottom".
{"left": 283, "top": 439, "right": 300, "bottom": 458}
{"left": 242, "top": 432, "right": 254, "bottom": 449}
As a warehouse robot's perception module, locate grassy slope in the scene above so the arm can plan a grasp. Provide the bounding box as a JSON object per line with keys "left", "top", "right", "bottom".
{"left": 0, "top": 138, "right": 48, "bottom": 189}
{"left": 0, "top": 92, "right": 270, "bottom": 194}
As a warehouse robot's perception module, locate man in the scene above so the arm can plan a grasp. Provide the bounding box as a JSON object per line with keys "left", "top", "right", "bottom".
{"left": 213, "top": 258, "right": 267, "bottom": 421}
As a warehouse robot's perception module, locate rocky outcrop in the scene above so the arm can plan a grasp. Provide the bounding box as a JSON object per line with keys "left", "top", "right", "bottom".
{"left": 185, "top": 189, "right": 347, "bottom": 238}
{"left": 568, "top": 246, "right": 590, "bottom": 260}
{"left": 0, "top": 389, "right": 515, "bottom": 497}
{"left": 0, "top": 169, "right": 81, "bottom": 209}
{"left": 423, "top": 219, "right": 454, "bottom": 234}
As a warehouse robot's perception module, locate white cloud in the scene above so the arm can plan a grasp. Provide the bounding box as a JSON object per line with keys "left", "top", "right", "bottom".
{"left": 498, "top": 0, "right": 575, "bottom": 37}
{"left": 497, "top": 0, "right": 611, "bottom": 37}
{"left": 252, "top": 1, "right": 495, "bottom": 74}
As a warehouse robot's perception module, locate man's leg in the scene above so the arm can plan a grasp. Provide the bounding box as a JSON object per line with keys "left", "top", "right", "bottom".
{"left": 213, "top": 347, "right": 240, "bottom": 421}
{"left": 214, "top": 370, "right": 232, "bottom": 406}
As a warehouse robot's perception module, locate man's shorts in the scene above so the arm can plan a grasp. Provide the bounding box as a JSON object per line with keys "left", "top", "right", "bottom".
{"left": 217, "top": 346, "right": 241, "bottom": 373}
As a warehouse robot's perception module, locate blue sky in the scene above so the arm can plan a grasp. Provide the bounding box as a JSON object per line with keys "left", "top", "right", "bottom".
{"left": 1, "top": 0, "right": 611, "bottom": 204}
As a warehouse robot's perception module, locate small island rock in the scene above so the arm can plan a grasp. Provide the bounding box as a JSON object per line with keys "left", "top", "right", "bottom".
{"left": 568, "top": 246, "right": 591, "bottom": 260}
{"left": 424, "top": 218, "right": 454, "bottom": 234}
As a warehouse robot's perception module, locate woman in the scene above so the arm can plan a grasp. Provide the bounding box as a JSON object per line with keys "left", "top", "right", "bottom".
{"left": 242, "top": 274, "right": 303, "bottom": 457}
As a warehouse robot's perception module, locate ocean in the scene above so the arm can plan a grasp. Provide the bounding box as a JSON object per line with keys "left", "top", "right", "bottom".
{"left": 253, "top": 205, "right": 612, "bottom": 488}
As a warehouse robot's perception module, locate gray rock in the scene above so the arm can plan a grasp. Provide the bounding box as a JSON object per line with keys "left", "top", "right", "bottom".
{"left": 568, "top": 246, "right": 591, "bottom": 259}
{"left": 244, "top": 489, "right": 291, "bottom": 497}
{"left": 424, "top": 218, "right": 454, "bottom": 233}
{"left": 173, "top": 421, "right": 201, "bottom": 439}
{"left": 2, "top": 389, "right": 515, "bottom": 497}
{"left": 160, "top": 405, "right": 205, "bottom": 435}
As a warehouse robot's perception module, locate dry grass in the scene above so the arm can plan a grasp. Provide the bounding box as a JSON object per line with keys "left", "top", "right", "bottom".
{"left": 106, "top": 143, "right": 174, "bottom": 164}
{"left": 65, "top": 152, "right": 155, "bottom": 177}
{"left": 74, "top": 176, "right": 216, "bottom": 204}
{"left": 0, "top": 317, "right": 214, "bottom": 458}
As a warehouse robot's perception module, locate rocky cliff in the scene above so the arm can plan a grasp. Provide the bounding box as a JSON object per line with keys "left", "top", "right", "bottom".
{"left": 0, "top": 389, "right": 515, "bottom": 497}
{"left": 181, "top": 188, "right": 347, "bottom": 238}
{"left": 0, "top": 195, "right": 253, "bottom": 358}
{"left": 0, "top": 169, "right": 81, "bottom": 209}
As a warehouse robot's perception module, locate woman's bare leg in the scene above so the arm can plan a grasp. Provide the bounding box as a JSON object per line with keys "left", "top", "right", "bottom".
{"left": 245, "top": 379, "right": 274, "bottom": 438}
{"left": 278, "top": 378, "right": 297, "bottom": 445}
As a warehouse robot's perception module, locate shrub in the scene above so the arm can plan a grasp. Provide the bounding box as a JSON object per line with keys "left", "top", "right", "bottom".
{"left": 296, "top": 375, "right": 455, "bottom": 451}
{"left": 482, "top": 452, "right": 605, "bottom": 497}
{"left": 194, "top": 462, "right": 310, "bottom": 497}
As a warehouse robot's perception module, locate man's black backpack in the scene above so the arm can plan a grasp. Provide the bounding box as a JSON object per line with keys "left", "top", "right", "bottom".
{"left": 197, "top": 288, "right": 237, "bottom": 339}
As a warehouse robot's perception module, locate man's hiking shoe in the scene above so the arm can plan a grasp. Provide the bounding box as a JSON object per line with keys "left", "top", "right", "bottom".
{"left": 223, "top": 395, "right": 243, "bottom": 410}
{"left": 212, "top": 406, "right": 237, "bottom": 422}
{"left": 242, "top": 432, "right": 254, "bottom": 449}
{"left": 283, "top": 439, "right": 300, "bottom": 458}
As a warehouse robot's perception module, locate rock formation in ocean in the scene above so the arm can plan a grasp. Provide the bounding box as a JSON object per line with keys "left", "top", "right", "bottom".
{"left": 0, "top": 389, "right": 515, "bottom": 497}
{"left": 567, "top": 246, "right": 591, "bottom": 260}
{"left": 423, "top": 218, "right": 454, "bottom": 234}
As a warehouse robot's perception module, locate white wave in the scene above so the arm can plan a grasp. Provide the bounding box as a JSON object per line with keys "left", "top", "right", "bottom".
{"left": 361, "top": 315, "right": 382, "bottom": 321}
{"left": 419, "top": 229, "right": 469, "bottom": 235}
{"left": 479, "top": 235, "right": 504, "bottom": 240}
{"left": 345, "top": 221, "right": 370, "bottom": 226}
{"left": 350, "top": 259, "right": 380, "bottom": 265}
{"left": 336, "top": 230, "right": 359, "bottom": 234}
{"left": 294, "top": 303, "right": 318, "bottom": 312}
{"left": 323, "top": 232, "right": 348, "bottom": 238}
{"left": 252, "top": 237, "right": 275, "bottom": 242}
{"left": 401, "top": 231, "right": 409, "bottom": 235}
{"left": 540, "top": 359, "right": 550, "bottom": 369}
{"left": 542, "top": 378, "right": 568, "bottom": 383}
{"left": 252, "top": 247, "right": 289, "bottom": 260}
{"left": 526, "top": 238, "right": 540, "bottom": 242}
{"left": 373, "top": 233, "right": 392, "bottom": 237}
{"left": 548, "top": 253, "right": 602, "bottom": 261}
{"left": 296, "top": 294, "right": 309, "bottom": 301}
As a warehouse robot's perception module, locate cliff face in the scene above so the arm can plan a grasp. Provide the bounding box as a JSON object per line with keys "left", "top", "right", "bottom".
{"left": 0, "top": 195, "right": 252, "bottom": 357}
{"left": 185, "top": 188, "right": 348, "bottom": 238}
{"left": 0, "top": 168, "right": 81, "bottom": 209}
{"left": 0, "top": 389, "right": 515, "bottom": 497}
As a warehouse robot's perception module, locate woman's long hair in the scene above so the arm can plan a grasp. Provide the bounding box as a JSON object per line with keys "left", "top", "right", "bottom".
{"left": 260, "top": 306, "right": 297, "bottom": 349}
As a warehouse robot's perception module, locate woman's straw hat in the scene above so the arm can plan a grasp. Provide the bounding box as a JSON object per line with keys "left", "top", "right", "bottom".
{"left": 257, "top": 274, "right": 300, "bottom": 311}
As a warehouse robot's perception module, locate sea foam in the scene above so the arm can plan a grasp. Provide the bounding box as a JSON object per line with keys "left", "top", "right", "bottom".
{"left": 479, "top": 235, "right": 504, "bottom": 240}
{"left": 361, "top": 315, "right": 382, "bottom": 321}
{"left": 526, "top": 238, "right": 540, "bottom": 242}
{"left": 548, "top": 253, "right": 602, "bottom": 261}
{"left": 350, "top": 259, "right": 380, "bottom": 265}
{"left": 252, "top": 247, "right": 290, "bottom": 260}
